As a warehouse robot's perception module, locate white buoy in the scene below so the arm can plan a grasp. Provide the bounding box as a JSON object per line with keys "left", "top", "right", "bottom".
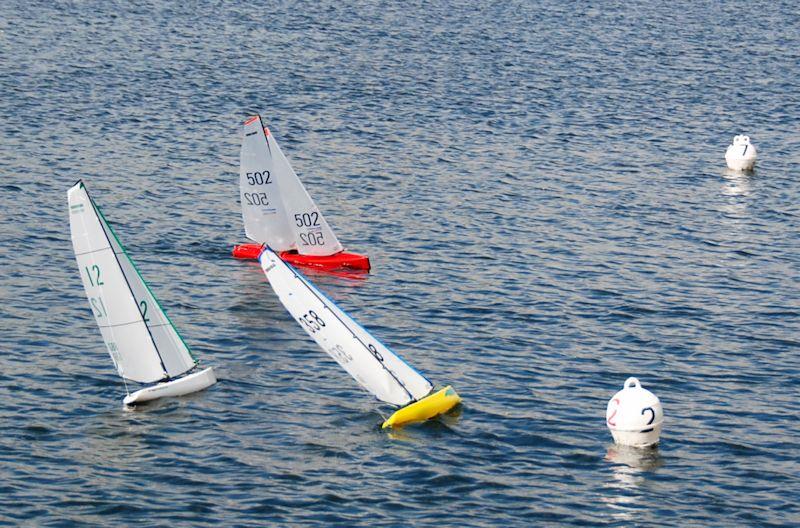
{"left": 606, "top": 377, "right": 663, "bottom": 447}
{"left": 725, "top": 135, "right": 757, "bottom": 171}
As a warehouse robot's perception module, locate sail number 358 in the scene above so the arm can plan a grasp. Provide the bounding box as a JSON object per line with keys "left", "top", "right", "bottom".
{"left": 299, "top": 310, "right": 326, "bottom": 333}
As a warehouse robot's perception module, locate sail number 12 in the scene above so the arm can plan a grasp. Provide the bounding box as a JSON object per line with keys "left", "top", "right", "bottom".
{"left": 85, "top": 265, "right": 104, "bottom": 287}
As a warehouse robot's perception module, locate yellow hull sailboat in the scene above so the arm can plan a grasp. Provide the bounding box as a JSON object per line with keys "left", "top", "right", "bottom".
{"left": 258, "top": 247, "right": 460, "bottom": 428}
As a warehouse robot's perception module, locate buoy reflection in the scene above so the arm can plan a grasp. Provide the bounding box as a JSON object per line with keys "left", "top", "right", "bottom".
{"left": 722, "top": 171, "right": 752, "bottom": 197}
{"left": 605, "top": 443, "right": 663, "bottom": 471}
{"left": 601, "top": 444, "right": 664, "bottom": 521}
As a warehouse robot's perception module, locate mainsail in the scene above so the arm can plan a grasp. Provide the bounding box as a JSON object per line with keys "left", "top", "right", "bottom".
{"left": 68, "top": 181, "right": 197, "bottom": 383}
{"left": 240, "top": 115, "right": 343, "bottom": 256}
{"left": 259, "top": 247, "right": 432, "bottom": 406}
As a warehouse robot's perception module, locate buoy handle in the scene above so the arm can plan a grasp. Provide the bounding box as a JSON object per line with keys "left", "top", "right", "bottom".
{"left": 624, "top": 377, "right": 641, "bottom": 389}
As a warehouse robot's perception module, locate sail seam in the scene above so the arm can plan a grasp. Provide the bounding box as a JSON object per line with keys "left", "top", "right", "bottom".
{"left": 99, "top": 321, "right": 173, "bottom": 330}
{"left": 75, "top": 246, "right": 112, "bottom": 257}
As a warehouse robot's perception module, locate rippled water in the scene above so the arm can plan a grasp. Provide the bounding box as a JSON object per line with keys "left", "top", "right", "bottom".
{"left": 2, "top": 1, "right": 799, "bottom": 525}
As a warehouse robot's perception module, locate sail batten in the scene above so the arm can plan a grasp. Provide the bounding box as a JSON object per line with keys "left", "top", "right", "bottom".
{"left": 259, "top": 247, "right": 432, "bottom": 407}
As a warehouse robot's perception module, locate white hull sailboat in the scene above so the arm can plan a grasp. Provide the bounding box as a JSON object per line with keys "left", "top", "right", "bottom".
{"left": 258, "top": 246, "right": 460, "bottom": 428}
{"left": 68, "top": 181, "right": 216, "bottom": 406}
{"left": 232, "top": 115, "right": 370, "bottom": 271}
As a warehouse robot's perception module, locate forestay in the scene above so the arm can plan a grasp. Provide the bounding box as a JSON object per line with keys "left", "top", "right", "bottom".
{"left": 259, "top": 247, "right": 432, "bottom": 407}
{"left": 240, "top": 115, "right": 343, "bottom": 256}
{"left": 68, "top": 182, "right": 197, "bottom": 384}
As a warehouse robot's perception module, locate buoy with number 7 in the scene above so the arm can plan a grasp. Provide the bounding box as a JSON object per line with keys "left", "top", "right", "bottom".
{"left": 258, "top": 246, "right": 460, "bottom": 428}
{"left": 606, "top": 377, "right": 663, "bottom": 447}
{"left": 232, "top": 115, "right": 370, "bottom": 271}
{"left": 725, "top": 134, "right": 757, "bottom": 171}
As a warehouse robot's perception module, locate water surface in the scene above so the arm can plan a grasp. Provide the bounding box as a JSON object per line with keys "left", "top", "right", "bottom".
{"left": 1, "top": 1, "right": 799, "bottom": 525}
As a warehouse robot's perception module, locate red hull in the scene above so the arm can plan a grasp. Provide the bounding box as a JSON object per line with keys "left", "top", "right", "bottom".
{"left": 232, "top": 243, "right": 264, "bottom": 260}
{"left": 232, "top": 243, "right": 370, "bottom": 271}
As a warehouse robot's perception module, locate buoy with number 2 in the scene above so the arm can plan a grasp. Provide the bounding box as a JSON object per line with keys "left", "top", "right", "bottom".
{"left": 606, "top": 377, "right": 663, "bottom": 447}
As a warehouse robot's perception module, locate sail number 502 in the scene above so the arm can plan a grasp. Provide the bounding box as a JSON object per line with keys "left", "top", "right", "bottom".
{"left": 244, "top": 192, "right": 269, "bottom": 206}
{"left": 246, "top": 171, "right": 271, "bottom": 185}
{"left": 299, "top": 310, "right": 326, "bottom": 333}
{"left": 294, "top": 212, "right": 320, "bottom": 227}
{"left": 300, "top": 232, "right": 324, "bottom": 246}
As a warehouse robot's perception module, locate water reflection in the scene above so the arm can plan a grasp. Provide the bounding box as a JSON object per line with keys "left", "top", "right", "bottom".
{"left": 720, "top": 171, "right": 753, "bottom": 223}
{"left": 605, "top": 443, "right": 663, "bottom": 471}
{"left": 722, "top": 170, "right": 752, "bottom": 197}
{"left": 385, "top": 406, "right": 463, "bottom": 442}
{"left": 601, "top": 444, "right": 664, "bottom": 522}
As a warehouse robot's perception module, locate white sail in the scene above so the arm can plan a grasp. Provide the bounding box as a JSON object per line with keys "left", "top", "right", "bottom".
{"left": 240, "top": 116, "right": 295, "bottom": 251}
{"left": 259, "top": 247, "right": 432, "bottom": 406}
{"left": 240, "top": 115, "right": 344, "bottom": 256}
{"left": 68, "top": 182, "right": 197, "bottom": 383}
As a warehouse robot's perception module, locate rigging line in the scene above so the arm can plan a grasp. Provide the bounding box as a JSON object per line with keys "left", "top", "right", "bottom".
{"left": 289, "top": 266, "right": 415, "bottom": 403}
{"left": 121, "top": 369, "right": 130, "bottom": 396}
{"left": 259, "top": 115, "right": 273, "bottom": 156}
{"left": 82, "top": 185, "right": 170, "bottom": 380}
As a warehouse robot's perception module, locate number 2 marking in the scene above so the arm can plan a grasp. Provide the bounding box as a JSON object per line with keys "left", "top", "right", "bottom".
{"left": 607, "top": 398, "right": 620, "bottom": 426}
{"left": 640, "top": 406, "right": 656, "bottom": 432}
{"left": 139, "top": 300, "right": 150, "bottom": 323}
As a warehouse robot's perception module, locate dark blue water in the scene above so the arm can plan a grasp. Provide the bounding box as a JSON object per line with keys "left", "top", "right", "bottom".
{"left": 2, "top": 1, "right": 799, "bottom": 525}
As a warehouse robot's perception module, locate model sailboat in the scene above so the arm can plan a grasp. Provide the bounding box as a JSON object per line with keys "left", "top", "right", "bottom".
{"left": 68, "top": 181, "right": 217, "bottom": 405}
{"left": 232, "top": 115, "right": 370, "bottom": 271}
{"left": 258, "top": 246, "right": 460, "bottom": 428}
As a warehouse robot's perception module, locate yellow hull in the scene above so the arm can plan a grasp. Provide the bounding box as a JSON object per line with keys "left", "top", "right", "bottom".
{"left": 382, "top": 386, "right": 461, "bottom": 429}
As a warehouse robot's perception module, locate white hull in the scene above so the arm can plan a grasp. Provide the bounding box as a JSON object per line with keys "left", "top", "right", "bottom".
{"left": 123, "top": 367, "right": 216, "bottom": 406}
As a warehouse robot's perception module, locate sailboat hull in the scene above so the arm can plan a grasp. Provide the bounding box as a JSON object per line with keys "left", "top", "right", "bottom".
{"left": 381, "top": 386, "right": 461, "bottom": 429}
{"left": 232, "top": 243, "right": 370, "bottom": 271}
{"left": 231, "top": 243, "right": 264, "bottom": 259}
{"left": 123, "top": 367, "right": 217, "bottom": 406}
